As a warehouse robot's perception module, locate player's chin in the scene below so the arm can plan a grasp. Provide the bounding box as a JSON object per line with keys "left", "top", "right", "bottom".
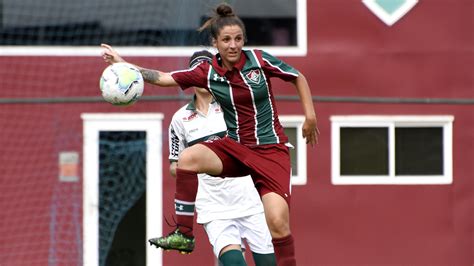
{"left": 226, "top": 55, "right": 240, "bottom": 64}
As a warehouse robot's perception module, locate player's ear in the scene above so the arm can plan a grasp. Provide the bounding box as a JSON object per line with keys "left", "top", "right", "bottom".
{"left": 212, "top": 38, "right": 217, "bottom": 48}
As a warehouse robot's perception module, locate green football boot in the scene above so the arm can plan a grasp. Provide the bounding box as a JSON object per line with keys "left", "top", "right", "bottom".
{"left": 148, "top": 229, "right": 195, "bottom": 254}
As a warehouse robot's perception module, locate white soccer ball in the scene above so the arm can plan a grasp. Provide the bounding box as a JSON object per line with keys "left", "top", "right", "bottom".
{"left": 99, "top": 62, "right": 144, "bottom": 106}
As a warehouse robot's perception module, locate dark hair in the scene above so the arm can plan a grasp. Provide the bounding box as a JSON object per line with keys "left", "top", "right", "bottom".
{"left": 189, "top": 50, "right": 213, "bottom": 68}
{"left": 198, "top": 3, "right": 247, "bottom": 42}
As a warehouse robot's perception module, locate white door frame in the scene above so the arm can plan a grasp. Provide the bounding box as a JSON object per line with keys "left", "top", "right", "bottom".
{"left": 82, "top": 113, "right": 164, "bottom": 266}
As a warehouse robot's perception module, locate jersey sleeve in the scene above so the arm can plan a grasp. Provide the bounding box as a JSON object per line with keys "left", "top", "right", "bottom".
{"left": 168, "top": 115, "right": 187, "bottom": 162}
{"left": 260, "top": 50, "right": 299, "bottom": 82}
{"left": 170, "top": 61, "right": 209, "bottom": 90}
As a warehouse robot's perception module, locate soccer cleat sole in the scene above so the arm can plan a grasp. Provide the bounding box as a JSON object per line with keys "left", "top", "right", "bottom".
{"left": 179, "top": 250, "right": 192, "bottom": 254}
{"left": 148, "top": 240, "right": 193, "bottom": 254}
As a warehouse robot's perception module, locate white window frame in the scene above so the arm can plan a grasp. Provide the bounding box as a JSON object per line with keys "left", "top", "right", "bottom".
{"left": 331, "top": 115, "right": 454, "bottom": 185}
{"left": 280, "top": 115, "right": 307, "bottom": 185}
{"left": 82, "top": 113, "right": 164, "bottom": 266}
{"left": 0, "top": 0, "right": 307, "bottom": 57}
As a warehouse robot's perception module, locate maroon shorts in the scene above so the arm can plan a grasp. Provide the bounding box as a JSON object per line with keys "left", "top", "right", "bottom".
{"left": 201, "top": 136, "right": 292, "bottom": 205}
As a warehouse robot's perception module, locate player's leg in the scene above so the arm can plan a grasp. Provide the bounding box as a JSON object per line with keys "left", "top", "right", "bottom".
{"left": 149, "top": 137, "right": 251, "bottom": 253}
{"left": 262, "top": 193, "right": 295, "bottom": 266}
{"left": 219, "top": 245, "right": 246, "bottom": 266}
{"left": 238, "top": 213, "right": 276, "bottom": 266}
{"left": 249, "top": 144, "right": 295, "bottom": 266}
{"left": 149, "top": 144, "right": 222, "bottom": 253}
{"left": 204, "top": 219, "right": 246, "bottom": 266}
{"left": 174, "top": 143, "right": 223, "bottom": 233}
{"left": 262, "top": 192, "right": 291, "bottom": 238}
{"left": 178, "top": 142, "right": 224, "bottom": 174}
{"left": 252, "top": 252, "right": 277, "bottom": 266}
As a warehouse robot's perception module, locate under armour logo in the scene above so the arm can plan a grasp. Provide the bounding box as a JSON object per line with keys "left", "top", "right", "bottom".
{"left": 213, "top": 73, "right": 226, "bottom": 82}
{"left": 175, "top": 204, "right": 184, "bottom": 211}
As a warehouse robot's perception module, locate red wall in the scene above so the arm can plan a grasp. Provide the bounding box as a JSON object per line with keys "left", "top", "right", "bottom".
{"left": 0, "top": 0, "right": 472, "bottom": 265}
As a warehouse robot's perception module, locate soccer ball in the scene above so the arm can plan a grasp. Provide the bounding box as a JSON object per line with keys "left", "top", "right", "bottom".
{"left": 99, "top": 62, "right": 144, "bottom": 106}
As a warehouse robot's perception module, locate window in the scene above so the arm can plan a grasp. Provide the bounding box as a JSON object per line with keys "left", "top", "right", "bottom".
{"left": 331, "top": 116, "right": 454, "bottom": 185}
{"left": 1, "top": 0, "right": 307, "bottom": 56}
{"left": 280, "top": 115, "right": 307, "bottom": 185}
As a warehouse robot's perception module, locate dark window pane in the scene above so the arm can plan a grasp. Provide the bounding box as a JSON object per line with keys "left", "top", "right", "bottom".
{"left": 242, "top": 18, "right": 296, "bottom": 46}
{"left": 340, "top": 127, "right": 388, "bottom": 175}
{"left": 284, "top": 128, "right": 298, "bottom": 176}
{"left": 99, "top": 131, "right": 147, "bottom": 266}
{"left": 395, "top": 127, "right": 443, "bottom": 175}
{"left": 1, "top": 0, "right": 297, "bottom": 46}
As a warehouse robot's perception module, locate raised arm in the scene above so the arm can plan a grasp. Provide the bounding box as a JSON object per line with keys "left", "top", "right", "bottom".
{"left": 101, "top": 43, "right": 178, "bottom": 87}
{"left": 292, "top": 73, "right": 320, "bottom": 146}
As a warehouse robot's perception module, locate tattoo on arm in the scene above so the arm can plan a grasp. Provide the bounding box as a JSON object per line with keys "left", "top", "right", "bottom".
{"left": 140, "top": 68, "right": 160, "bottom": 83}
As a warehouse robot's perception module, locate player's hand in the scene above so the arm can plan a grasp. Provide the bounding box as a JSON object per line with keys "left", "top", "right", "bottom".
{"left": 302, "top": 116, "right": 319, "bottom": 147}
{"left": 101, "top": 43, "right": 125, "bottom": 64}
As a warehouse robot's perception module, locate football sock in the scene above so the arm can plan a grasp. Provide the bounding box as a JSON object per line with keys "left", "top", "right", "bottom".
{"left": 175, "top": 168, "right": 199, "bottom": 237}
{"left": 272, "top": 234, "right": 296, "bottom": 266}
{"left": 252, "top": 252, "right": 277, "bottom": 266}
{"left": 219, "top": 249, "right": 247, "bottom": 266}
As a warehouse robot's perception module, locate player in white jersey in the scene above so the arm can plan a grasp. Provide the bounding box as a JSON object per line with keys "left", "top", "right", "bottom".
{"left": 165, "top": 50, "right": 276, "bottom": 266}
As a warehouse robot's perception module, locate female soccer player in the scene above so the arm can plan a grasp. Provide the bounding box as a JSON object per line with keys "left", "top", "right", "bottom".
{"left": 101, "top": 3, "right": 319, "bottom": 265}
{"left": 152, "top": 50, "right": 276, "bottom": 265}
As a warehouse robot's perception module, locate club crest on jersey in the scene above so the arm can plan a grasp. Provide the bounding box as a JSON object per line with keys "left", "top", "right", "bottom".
{"left": 183, "top": 112, "right": 198, "bottom": 122}
{"left": 205, "top": 135, "right": 221, "bottom": 143}
{"left": 246, "top": 69, "right": 261, "bottom": 84}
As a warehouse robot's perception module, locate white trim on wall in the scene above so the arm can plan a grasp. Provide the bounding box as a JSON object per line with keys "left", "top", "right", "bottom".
{"left": 280, "top": 115, "right": 307, "bottom": 185}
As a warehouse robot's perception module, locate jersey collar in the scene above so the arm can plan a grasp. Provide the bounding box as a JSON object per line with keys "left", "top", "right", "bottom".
{"left": 212, "top": 50, "right": 247, "bottom": 76}
{"left": 186, "top": 96, "right": 197, "bottom": 111}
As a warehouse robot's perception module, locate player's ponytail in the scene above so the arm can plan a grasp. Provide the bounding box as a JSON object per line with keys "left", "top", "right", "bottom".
{"left": 198, "top": 3, "right": 247, "bottom": 43}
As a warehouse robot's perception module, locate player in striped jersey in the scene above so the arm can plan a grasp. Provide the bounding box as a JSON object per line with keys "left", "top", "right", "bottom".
{"left": 150, "top": 50, "right": 276, "bottom": 265}
{"left": 101, "top": 4, "right": 319, "bottom": 265}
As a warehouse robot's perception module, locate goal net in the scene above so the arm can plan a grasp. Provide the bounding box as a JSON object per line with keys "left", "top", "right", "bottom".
{"left": 0, "top": 0, "right": 298, "bottom": 265}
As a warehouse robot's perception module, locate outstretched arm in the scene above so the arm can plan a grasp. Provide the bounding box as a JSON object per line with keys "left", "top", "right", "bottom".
{"left": 101, "top": 43, "right": 178, "bottom": 87}
{"left": 292, "top": 73, "right": 320, "bottom": 146}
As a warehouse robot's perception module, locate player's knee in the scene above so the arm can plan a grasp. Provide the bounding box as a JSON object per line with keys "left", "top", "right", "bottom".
{"left": 177, "top": 148, "right": 200, "bottom": 169}
{"left": 266, "top": 216, "right": 290, "bottom": 237}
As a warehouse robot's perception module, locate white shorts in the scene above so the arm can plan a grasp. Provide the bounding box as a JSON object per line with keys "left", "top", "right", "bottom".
{"left": 203, "top": 212, "right": 274, "bottom": 258}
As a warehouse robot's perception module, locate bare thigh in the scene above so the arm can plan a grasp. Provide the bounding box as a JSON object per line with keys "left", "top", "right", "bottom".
{"left": 178, "top": 144, "right": 223, "bottom": 175}
{"left": 261, "top": 192, "right": 291, "bottom": 238}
